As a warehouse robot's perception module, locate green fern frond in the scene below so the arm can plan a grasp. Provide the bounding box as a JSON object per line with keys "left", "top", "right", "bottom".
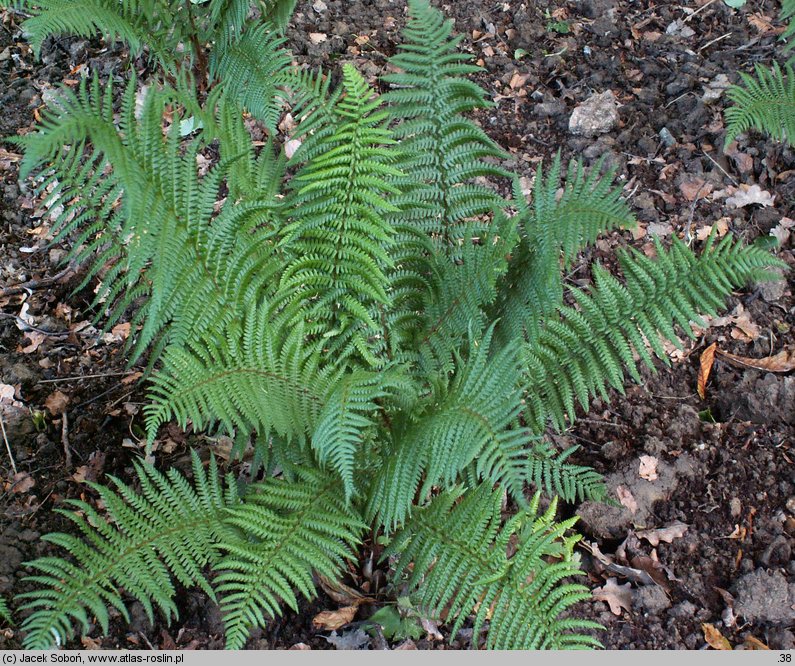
{"left": 781, "top": 0, "right": 795, "bottom": 48}
{"left": 368, "top": 327, "right": 532, "bottom": 531}
{"left": 145, "top": 311, "right": 342, "bottom": 448}
{"left": 210, "top": 23, "right": 292, "bottom": 131}
{"left": 383, "top": 0, "right": 508, "bottom": 247}
{"left": 0, "top": 598, "right": 11, "bottom": 626}
{"left": 385, "top": 485, "right": 601, "bottom": 649}
{"left": 312, "top": 368, "right": 414, "bottom": 500}
{"left": 274, "top": 64, "right": 402, "bottom": 365}
{"left": 527, "top": 443, "right": 608, "bottom": 503}
{"left": 19, "top": 453, "right": 238, "bottom": 650}
{"left": 493, "top": 156, "right": 634, "bottom": 345}
{"left": 725, "top": 62, "right": 795, "bottom": 147}
{"left": 215, "top": 468, "right": 365, "bottom": 649}
{"left": 523, "top": 235, "right": 786, "bottom": 431}
{"left": 18, "top": 0, "right": 181, "bottom": 62}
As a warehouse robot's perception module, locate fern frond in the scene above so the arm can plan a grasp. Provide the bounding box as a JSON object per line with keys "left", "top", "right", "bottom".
{"left": 523, "top": 235, "right": 787, "bottom": 431}
{"left": 385, "top": 486, "right": 601, "bottom": 649}
{"left": 527, "top": 443, "right": 608, "bottom": 503}
{"left": 145, "top": 310, "right": 343, "bottom": 447}
{"left": 0, "top": 598, "right": 11, "bottom": 626}
{"left": 725, "top": 62, "right": 795, "bottom": 147}
{"left": 210, "top": 23, "right": 292, "bottom": 131}
{"left": 19, "top": 453, "right": 238, "bottom": 650}
{"left": 274, "top": 64, "right": 402, "bottom": 365}
{"left": 493, "top": 156, "right": 634, "bottom": 345}
{"left": 383, "top": 0, "right": 508, "bottom": 247}
{"left": 215, "top": 468, "right": 365, "bottom": 649}
{"left": 312, "top": 368, "right": 413, "bottom": 500}
{"left": 782, "top": 0, "right": 795, "bottom": 47}
{"left": 368, "top": 327, "right": 532, "bottom": 531}
{"left": 18, "top": 0, "right": 181, "bottom": 62}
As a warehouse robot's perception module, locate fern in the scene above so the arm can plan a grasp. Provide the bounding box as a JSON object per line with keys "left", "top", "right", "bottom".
{"left": 385, "top": 485, "right": 601, "bottom": 649}
{"left": 0, "top": 598, "right": 11, "bottom": 626}
{"left": 19, "top": 453, "right": 238, "bottom": 650}
{"left": 725, "top": 62, "right": 795, "bottom": 147}
{"left": 216, "top": 469, "right": 365, "bottom": 649}
{"left": 10, "top": 0, "right": 786, "bottom": 652}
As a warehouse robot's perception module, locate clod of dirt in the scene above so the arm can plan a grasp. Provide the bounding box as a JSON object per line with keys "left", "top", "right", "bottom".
{"left": 633, "top": 585, "right": 671, "bottom": 614}
{"left": 732, "top": 569, "right": 795, "bottom": 624}
{"left": 577, "top": 453, "right": 700, "bottom": 539}
{"left": 722, "top": 374, "right": 795, "bottom": 425}
{"left": 568, "top": 90, "right": 619, "bottom": 137}
{"left": 757, "top": 268, "right": 788, "bottom": 303}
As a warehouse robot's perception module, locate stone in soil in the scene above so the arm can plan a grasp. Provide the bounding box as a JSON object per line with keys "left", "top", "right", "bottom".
{"left": 732, "top": 569, "right": 795, "bottom": 624}
{"left": 568, "top": 90, "right": 619, "bottom": 137}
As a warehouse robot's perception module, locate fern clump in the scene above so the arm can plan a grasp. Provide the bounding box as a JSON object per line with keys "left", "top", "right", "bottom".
{"left": 8, "top": 0, "right": 786, "bottom": 651}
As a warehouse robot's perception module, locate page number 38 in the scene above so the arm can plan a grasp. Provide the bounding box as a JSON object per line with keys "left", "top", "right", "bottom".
{"left": 779, "top": 654, "right": 792, "bottom": 662}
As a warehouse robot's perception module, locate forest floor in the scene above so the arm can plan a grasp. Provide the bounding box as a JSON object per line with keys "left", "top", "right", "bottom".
{"left": 0, "top": 0, "right": 793, "bottom": 651}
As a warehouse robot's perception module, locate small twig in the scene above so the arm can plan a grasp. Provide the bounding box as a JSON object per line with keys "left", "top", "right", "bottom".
{"left": 0, "top": 313, "right": 70, "bottom": 337}
{"left": 699, "top": 32, "right": 732, "bottom": 53}
{"left": 39, "top": 371, "right": 138, "bottom": 384}
{"left": 703, "top": 150, "right": 739, "bottom": 186}
{"left": 684, "top": 0, "right": 718, "bottom": 22}
{"left": 0, "top": 266, "right": 74, "bottom": 298}
{"left": 61, "top": 411, "right": 72, "bottom": 470}
{"left": 0, "top": 410, "right": 17, "bottom": 475}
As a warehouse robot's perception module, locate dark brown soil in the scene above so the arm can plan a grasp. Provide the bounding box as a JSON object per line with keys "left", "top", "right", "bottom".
{"left": 1, "top": 0, "right": 793, "bottom": 651}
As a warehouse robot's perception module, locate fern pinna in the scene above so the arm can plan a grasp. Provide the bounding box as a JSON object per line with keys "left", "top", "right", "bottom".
{"left": 11, "top": 0, "right": 786, "bottom": 651}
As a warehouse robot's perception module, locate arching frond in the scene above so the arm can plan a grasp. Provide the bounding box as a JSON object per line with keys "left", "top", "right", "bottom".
{"left": 19, "top": 453, "right": 238, "bottom": 650}
{"left": 725, "top": 62, "right": 795, "bottom": 147}
{"left": 385, "top": 486, "right": 602, "bottom": 649}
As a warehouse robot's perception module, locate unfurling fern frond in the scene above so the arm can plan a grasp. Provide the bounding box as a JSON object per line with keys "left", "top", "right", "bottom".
{"left": 383, "top": 0, "right": 508, "bottom": 247}
{"left": 523, "top": 235, "right": 786, "bottom": 432}
{"left": 215, "top": 468, "right": 365, "bottom": 649}
{"left": 385, "top": 485, "right": 601, "bottom": 649}
{"left": 725, "top": 62, "right": 795, "bottom": 147}
{"left": 19, "top": 453, "right": 238, "bottom": 650}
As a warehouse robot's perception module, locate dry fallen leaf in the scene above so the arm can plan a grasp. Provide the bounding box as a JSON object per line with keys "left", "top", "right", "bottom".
{"left": 394, "top": 640, "right": 418, "bottom": 650}
{"left": 679, "top": 177, "right": 712, "bottom": 201}
{"left": 695, "top": 217, "right": 730, "bottom": 241}
{"left": 770, "top": 217, "right": 794, "bottom": 246}
{"left": 638, "top": 455, "right": 659, "bottom": 481}
{"left": 308, "top": 32, "right": 328, "bottom": 44}
{"left": 698, "top": 342, "right": 717, "bottom": 399}
{"left": 593, "top": 578, "right": 632, "bottom": 615}
{"left": 726, "top": 184, "right": 775, "bottom": 208}
{"left": 318, "top": 574, "right": 368, "bottom": 607}
{"left": 312, "top": 605, "right": 358, "bottom": 631}
{"left": 10, "top": 471, "right": 35, "bottom": 494}
{"left": 743, "top": 635, "right": 770, "bottom": 650}
{"left": 616, "top": 485, "right": 638, "bottom": 514}
{"left": 284, "top": 138, "right": 302, "bottom": 159}
{"left": 636, "top": 522, "right": 688, "bottom": 546}
{"left": 716, "top": 347, "right": 795, "bottom": 373}
{"left": 44, "top": 390, "right": 70, "bottom": 415}
{"left": 702, "top": 623, "right": 732, "bottom": 650}
{"left": 731, "top": 309, "right": 761, "bottom": 342}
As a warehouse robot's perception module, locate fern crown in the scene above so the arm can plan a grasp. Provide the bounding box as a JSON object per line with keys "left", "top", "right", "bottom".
{"left": 8, "top": 0, "right": 786, "bottom": 651}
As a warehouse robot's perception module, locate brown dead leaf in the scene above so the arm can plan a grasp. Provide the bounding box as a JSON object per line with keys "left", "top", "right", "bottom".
{"left": 312, "top": 605, "right": 358, "bottom": 631}
{"left": 679, "top": 177, "right": 713, "bottom": 202}
{"left": 743, "top": 635, "right": 770, "bottom": 650}
{"left": 616, "top": 485, "right": 638, "bottom": 514}
{"left": 317, "top": 574, "right": 368, "bottom": 606}
{"left": 308, "top": 32, "right": 327, "bottom": 44}
{"left": 716, "top": 347, "right": 795, "bottom": 373}
{"left": 696, "top": 217, "right": 730, "bottom": 241}
{"left": 395, "top": 640, "right": 418, "bottom": 650}
{"left": 593, "top": 578, "right": 632, "bottom": 615}
{"left": 636, "top": 522, "right": 688, "bottom": 546}
{"left": 80, "top": 636, "right": 102, "bottom": 649}
{"left": 731, "top": 309, "right": 761, "bottom": 342}
{"left": 726, "top": 184, "right": 775, "bottom": 208}
{"left": 122, "top": 371, "right": 144, "bottom": 385}
{"left": 10, "top": 471, "right": 35, "bottom": 494}
{"left": 747, "top": 13, "right": 777, "bottom": 33}
{"left": 698, "top": 342, "right": 717, "bottom": 399}
{"left": 770, "top": 217, "right": 794, "bottom": 246}
{"left": 44, "top": 390, "right": 70, "bottom": 415}
{"left": 702, "top": 623, "right": 732, "bottom": 650}
{"left": 19, "top": 331, "right": 46, "bottom": 354}
{"left": 638, "top": 455, "right": 659, "bottom": 481}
